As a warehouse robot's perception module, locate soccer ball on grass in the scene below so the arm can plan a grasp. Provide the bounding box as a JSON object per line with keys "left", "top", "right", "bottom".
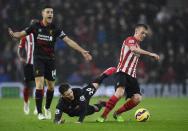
{"left": 135, "top": 108, "right": 150, "bottom": 122}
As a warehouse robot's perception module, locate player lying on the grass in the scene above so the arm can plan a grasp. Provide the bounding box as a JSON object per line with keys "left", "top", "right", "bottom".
{"left": 54, "top": 67, "right": 117, "bottom": 124}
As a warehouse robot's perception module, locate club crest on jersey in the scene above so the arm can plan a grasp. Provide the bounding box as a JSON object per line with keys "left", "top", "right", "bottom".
{"left": 79, "top": 95, "right": 85, "bottom": 101}
{"left": 49, "top": 30, "right": 53, "bottom": 35}
{"left": 35, "top": 70, "right": 39, "bottom": 75}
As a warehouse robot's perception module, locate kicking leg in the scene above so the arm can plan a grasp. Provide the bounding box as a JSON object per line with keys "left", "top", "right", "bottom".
{"left": 92, "top": 67, "right": 116, "bottom": 89}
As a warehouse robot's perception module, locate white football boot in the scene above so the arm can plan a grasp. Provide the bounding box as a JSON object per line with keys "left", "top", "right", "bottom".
{"left": 38, "top": 113, "right": 46, "bottom": 120}
{"left": 33, "top": 107, "right": 38, "bottom": 115}
{"left": 23, "top": 101, "right": 30, "bottom": 115}
{"left": 44, "top": 107, "right": 51, "bottom": 119}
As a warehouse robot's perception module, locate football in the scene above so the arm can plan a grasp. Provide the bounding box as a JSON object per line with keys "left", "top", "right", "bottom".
{"left": 135, "top": 108, "right": 150, "bottom": 122}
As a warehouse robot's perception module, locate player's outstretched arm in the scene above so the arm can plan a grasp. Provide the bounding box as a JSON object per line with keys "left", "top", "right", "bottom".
{"left": 8, "top": 28, "right": 27, "bottom": 39}
{"left": 78, "top": 103, "right": 87, "bottom": 123}
{"left": 63, "top": 36, "right": 92, "bottom": 61}
{"left": 54, "top": 108, "right": 65, "bottom": 124}
{"left": 130, "top": 46, "right": 160, "bottom": 61}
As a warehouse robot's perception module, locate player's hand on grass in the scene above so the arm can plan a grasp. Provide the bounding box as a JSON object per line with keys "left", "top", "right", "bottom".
{"left": 54, "top": 119, "right": 65, "bottom": 125}
{"left": 75, "top": 121, "right": 82, "bottom": 124}
{"left": 81, "top": 51, "right": 92, "bottom": 61}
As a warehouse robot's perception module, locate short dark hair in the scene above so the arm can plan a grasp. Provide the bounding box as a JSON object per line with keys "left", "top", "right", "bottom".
{"left": 135, "top": 24, "right": 148, "bottom": 30}
{"left": 42, "top": 5, "right": 53, "bottom": 10}
{"left": 59, "top": 83, "right": 71, "bottom": 95}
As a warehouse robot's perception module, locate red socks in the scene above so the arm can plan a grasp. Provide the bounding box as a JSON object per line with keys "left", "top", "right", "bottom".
{"left": 116, "top": 99, "right": 139, "bottom": 115}
{"left": 103, "top": 67, "right": 117, "bottom": 76}
{"left": 101, "top": 95, "right": 119, "bottom": 118}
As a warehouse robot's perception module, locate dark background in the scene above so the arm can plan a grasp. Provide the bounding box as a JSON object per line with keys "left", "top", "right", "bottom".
{"left": 0, "top": 0, "right": 187, "bottom": 85}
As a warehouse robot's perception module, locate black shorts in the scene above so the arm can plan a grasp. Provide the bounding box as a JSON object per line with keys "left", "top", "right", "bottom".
{"left": 82, "top": 83, "right": 96, "bottom": 100}
{"left": 115, "top": 72, "right": 141, "bottom": 99}
{"left": 23, "top": 64, "right": 35, "bottom": 82}
{"left": 33, "top": 58, "right": 56, "bottom": 81}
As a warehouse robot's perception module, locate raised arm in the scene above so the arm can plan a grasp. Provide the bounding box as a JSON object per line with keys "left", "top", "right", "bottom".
{"left": 54, "top": 108, "right": 64, "bottom": 124}
{"left": 129, "top": 46, "right": 160, "bottom": 61}
{"left": 8, "top": 28, "right": 27, "bottom": 39}
{"left": 62, "top": 36, "right": 92, "bottom": 61}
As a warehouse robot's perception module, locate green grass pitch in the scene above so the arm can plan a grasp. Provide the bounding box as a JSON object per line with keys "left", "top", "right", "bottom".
{"left": 0, "top": 97, "right": 188, "bottom": 131}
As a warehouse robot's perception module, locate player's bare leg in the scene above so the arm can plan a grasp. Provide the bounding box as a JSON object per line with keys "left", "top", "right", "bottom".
{"left": 35, "top": 76, "right": 46, "bottom": 120}
{"left": 44, "top": 79, "right": 55, "bottom": 119}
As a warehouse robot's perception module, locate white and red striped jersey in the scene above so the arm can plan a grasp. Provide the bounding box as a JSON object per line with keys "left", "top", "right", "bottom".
{"left": 18, "top": 33, "right": 34, "bottom": 64}
{"left": 117, "top": 36, "right": 140, "bottom": 78}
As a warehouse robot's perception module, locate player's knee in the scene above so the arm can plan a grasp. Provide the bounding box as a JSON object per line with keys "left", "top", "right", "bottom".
{"left": 35, "top": 77, "right": 44, "bottom": 89}
{"left": 47, "top": 86, "right": 54, "bottom": 91}
{"left": 46, "top": 81, "right": 55, "bottom": 91}
{"left": 114, "top": 87, "right": 125, "bottom": 98}
{"left": 36, "top": 82, "right": 44, "bottom": 89}
{"left": 36, "top": 82, "right": 43, "bottom": 89}
{"left": 132, "top": 94, "right": 142, "bottom": 103}
{"left": 47, "top": 83, "right": 54, "bottom": 90}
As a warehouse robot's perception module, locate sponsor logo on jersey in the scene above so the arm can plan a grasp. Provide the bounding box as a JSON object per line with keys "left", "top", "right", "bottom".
{"left": 37, "top": 34, "right": 53, "bottom": 41}
{"left": 49, "top": 30, "right": 53, "bottom": 35}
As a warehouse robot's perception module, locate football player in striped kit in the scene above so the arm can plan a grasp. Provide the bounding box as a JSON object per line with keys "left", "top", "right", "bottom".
{"left": 17, "top": 19, "right": 39, "bottom": 115}
{"left": 97, "top": 24, "right": 160, "bottom": 122}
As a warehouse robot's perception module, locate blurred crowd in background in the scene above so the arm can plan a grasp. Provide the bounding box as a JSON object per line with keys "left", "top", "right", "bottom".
{"left": 0, "top": 0, "right": 187, "bottom": 85}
